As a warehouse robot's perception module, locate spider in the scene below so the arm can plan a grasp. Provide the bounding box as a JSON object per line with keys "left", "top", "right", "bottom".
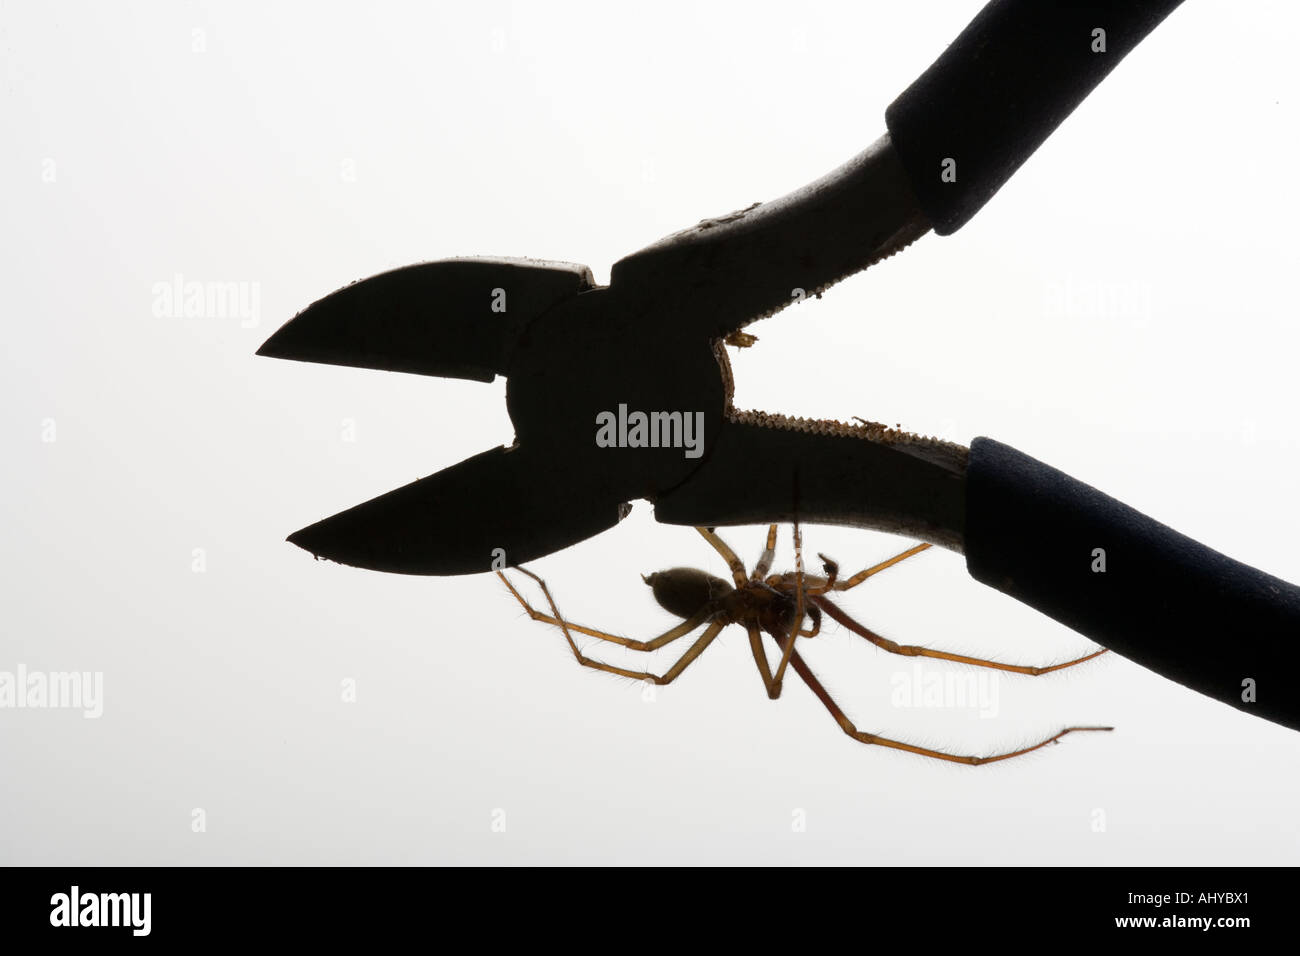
{"left": 498, "top": 524, "right": 1112, "bottom": 766}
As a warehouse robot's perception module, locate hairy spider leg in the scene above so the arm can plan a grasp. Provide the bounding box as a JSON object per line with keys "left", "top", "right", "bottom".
{"left": 499, "top": 568, "right": 709, "bottom": 651}
{"left": 798, "top": 605, "right": 822, "bottom": 638}
{"left": 746, "top": 624, "right": 783, "bottom": 699}
{"left": 770, "top": 521, "right": 807, "bottom": 692}
{"left": 751, "top": 524, "right": 779, "bottom": 580}
{"left": 696, "top": 527, "right": 749, "bottom": 586}
{"left": 500, "top": 567, "right": 724, "bottom": 685}
{"left": 786, "top": 645, "right": 1113, "bottom": 766}
{"left": 811, "top": 594, "right": 1109, "bottom": 675}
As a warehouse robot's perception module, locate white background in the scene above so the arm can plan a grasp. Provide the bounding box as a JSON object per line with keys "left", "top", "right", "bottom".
{"left": 3, "top": 0, "right": 1298, "bottom": 864}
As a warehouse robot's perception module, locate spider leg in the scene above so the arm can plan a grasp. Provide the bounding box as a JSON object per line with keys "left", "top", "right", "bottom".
{"left": 786, "top": 646, "right": 1113, "bottom": 765}
{"left": 771, "top": 521, "right": 806, "bottom": 688}
{"left": 746, "top": 624, "right": 783, "bottom": 699}
{"left": 806, "top": 543, "right": 932, "bottom": 596}
{"left": 500, "top": 568, "right": 709, "bottom": 651}
{"left": 696, "top": 527, "right": 749, "bottom": 586}
{"left": 751, "top": 524, "right": 779, "bottom": 580}
{"left": 503, "top": 566, "right": 725, "bottom": 684}
{"left": 811, "top": 594, "right": 1109, "bottom": 675}
{"left": 798, "top": 604, "right": 821, "bottom": 638}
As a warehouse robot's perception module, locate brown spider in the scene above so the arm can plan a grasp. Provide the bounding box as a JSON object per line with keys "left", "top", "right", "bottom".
{"left": 498, "top": 524, "right": 1112, "bottom": 766}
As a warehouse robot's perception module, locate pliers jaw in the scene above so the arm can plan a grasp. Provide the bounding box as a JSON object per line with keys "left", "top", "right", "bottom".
{"left": 256, "top": 257, "right": 595, "bottom": 383}
{"left": 256, "top": 256, "right": 612, "bottom": 574}
{"left": 259, "top": 262, "right": 736, "bottom": 575}
{"left": 283, "top": 442, "right": 635, "bottom": 577}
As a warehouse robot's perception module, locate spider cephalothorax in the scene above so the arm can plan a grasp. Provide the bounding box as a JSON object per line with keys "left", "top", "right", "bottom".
{"left": 500, "top": 524, "right": 1111, "bottom": 766}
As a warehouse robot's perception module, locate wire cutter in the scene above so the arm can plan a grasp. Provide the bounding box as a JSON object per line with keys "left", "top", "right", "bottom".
{"left": 258, "top": 0, "right": 1300, "bottom": 734}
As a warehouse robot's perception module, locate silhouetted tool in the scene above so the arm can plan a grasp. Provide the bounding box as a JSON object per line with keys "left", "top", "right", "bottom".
{"left": 259, "top": 1, "right": 1300, "bottom": 733}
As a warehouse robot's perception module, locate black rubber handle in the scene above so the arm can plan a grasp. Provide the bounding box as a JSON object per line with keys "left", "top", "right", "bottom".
{"left": 965, "top": 438, "right": 1300, "bottom": 732}
{"left": 885, "top": 0, "right": 1185, "bottom": 235}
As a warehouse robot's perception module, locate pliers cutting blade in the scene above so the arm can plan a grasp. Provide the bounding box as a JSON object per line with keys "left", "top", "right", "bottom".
{"left": 259, "top": 0, "right": 1300, "bottom": 733}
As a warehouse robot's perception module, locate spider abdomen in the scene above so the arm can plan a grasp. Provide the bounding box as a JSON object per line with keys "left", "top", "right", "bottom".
{"left": 643, "top": 568, "right": 733, "bottom": 620}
